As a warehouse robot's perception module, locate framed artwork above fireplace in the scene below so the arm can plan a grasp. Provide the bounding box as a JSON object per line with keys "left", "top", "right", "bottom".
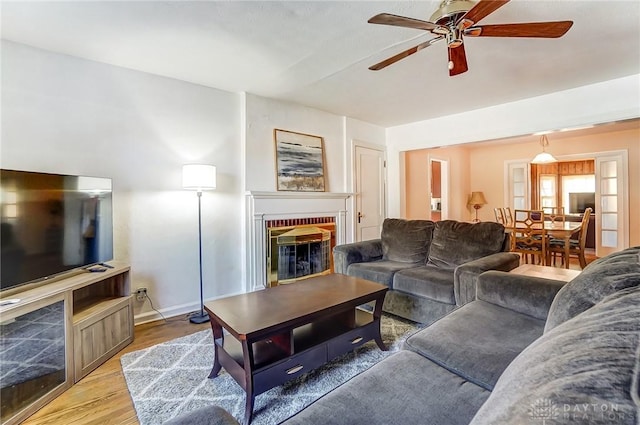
{"left": 274, "top": 129, "right": 326, "bottom": 192}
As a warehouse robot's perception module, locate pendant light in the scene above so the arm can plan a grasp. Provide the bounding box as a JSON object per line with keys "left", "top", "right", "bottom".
{"left": 531, "top": 134, "right": 558, "bottom": 164}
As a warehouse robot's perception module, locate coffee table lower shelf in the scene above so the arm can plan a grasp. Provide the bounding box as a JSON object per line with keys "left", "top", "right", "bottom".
{"left": 204, "top": 276, "right": 388, "bottom": 425}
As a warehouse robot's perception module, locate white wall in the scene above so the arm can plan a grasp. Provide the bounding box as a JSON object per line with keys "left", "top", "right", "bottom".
{"left": 244, "top": 93, "right": 346, "bottom": 192}
{"left": 1, "top": 41, "right": 243, "bottom": 322}
{"left": 385, "top": 74, "right": 640, "bottom": 217}
{"left": 243, "top": 94, "right": 386, "bottom": 242}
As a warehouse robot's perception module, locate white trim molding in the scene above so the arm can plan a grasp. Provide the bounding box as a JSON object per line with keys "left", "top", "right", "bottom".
{"left": 245, "top": 191, "right": 352, "bottom": 292}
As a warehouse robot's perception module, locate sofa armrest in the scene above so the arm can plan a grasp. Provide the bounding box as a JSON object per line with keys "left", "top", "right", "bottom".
{"left": 476, "top": 270, "right": 566, "bottom": 321}
{"left": 454, "top": 252, "right": 521, "bottom": 306}
{"left": 333, "top": 239, "right": 383, "bottom": 274}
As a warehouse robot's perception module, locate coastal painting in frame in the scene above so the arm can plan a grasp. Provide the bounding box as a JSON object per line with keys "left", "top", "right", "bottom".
{"left": 274, "top": 129, "right": 326, "bottom": 192}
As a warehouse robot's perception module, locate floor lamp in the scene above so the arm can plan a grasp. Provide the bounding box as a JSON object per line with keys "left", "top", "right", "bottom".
{"left": 183, "top": 164, "right": 216, "bottom": 324}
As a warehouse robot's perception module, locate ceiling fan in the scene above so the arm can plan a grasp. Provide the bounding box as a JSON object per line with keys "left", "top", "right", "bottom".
{"left": 368, "top": 0, "right": 573, "bottom": 76}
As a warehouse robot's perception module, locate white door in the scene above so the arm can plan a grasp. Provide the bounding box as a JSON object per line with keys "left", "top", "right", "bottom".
{"left": 355, "top": 145, "right": 385, "bottom": 241}
{"left": 595, "top": 153, "right": 628, "bottom": 256}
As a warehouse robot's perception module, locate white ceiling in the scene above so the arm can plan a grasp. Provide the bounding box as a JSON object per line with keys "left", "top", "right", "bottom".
{"left": 1, "top": 0, "right": 639, "bottom": 127}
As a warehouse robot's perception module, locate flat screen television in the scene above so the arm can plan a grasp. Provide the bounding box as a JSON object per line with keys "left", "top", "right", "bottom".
{"left": 1, "top": 169, "right": 113, "bottom": 292}
{"left": 569, "top": 192, "right": 596, "bottom": 214}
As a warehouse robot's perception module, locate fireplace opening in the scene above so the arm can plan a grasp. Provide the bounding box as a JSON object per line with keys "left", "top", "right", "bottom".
{"left": 266, "top": 217, "right": 336, "bottom": 287}
{"left": 277, "top": 227, "right": 331, "bottom": 282}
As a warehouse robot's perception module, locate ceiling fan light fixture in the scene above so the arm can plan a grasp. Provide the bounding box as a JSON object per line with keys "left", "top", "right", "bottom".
{"left": 531, "top": 135, "right": 558, "bottom": 164}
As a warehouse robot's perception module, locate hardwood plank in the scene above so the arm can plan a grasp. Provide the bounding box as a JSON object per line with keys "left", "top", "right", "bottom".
{"left": 22, "top": 317, "right": 210, "bottom": 425}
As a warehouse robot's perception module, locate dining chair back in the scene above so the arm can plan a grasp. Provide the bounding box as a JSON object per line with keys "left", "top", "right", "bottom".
{"left": 504, "top": 207, "right": 514, "bottom": 226}
{"left": 549, "top": 207, "right": 592, "bottom": 269}
{"left": 494, "top": 207, "right": 505, "bottom": 224}
{"left": 511, "top": 210, "right": 546, "bottom": 265}
{"left": 543, "top": 206, "right": 565, "bottom": 224}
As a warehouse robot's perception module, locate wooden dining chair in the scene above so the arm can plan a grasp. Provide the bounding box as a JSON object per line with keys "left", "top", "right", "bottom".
{"left": 548, "top": 207, "right": 592, "bottom": 269}
{"left": 543, "top": 206, "right": 565, "bottom": 224}
{"left": 510, "top": 210, "right": 547, "bottom": 265}
{"left": 494, "top": 207, "right": 505, "bottom": 224}
{"left": 503, "top": 207, "right": 514, "bottom": 226}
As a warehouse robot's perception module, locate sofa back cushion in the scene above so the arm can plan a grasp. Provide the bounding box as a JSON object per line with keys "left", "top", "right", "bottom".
{"left": 427, "top": 221, "right": 506, "bottom": 270}
{"left": 470, "top": 286, "right": 640, "bottom": 425}
{"left": 381, "top": 218, "right": 434, "bottom": 263}
{"left": 545, "top": 246, "right": 640, "bottom": 332}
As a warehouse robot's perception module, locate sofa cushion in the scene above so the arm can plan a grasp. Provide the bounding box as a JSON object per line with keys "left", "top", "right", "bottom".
{"left": 283, "top": 350, "right": 490, "bottom": 425}
{"left": 404, "top": 300, "right": 545, "bottom": 390}
{"left": 381, "top": 218, "right": 434, "bottom": 263}
{"left": 545, "top": 246, "right": 640, "bottom": 332}
{"left": 393, "top": 265, "right": 455, "bottom": 304}
{"left": 470, "top": 286, "right": 640, "bottom": 425}
{"left": 347, "top": 260, "right": 418, "bottom": 288}
{"left": 427, "top": 221, "right": 506, "bottom": 270}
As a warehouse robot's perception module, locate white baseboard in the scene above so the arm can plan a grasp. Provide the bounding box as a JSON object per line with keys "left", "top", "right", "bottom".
{"left": 133, "top": 291, "right": 245, "bottom": 325}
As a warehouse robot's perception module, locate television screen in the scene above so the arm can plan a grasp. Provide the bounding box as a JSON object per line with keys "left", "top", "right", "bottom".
{"left": 1, "top": 169, "right": 113, "bottom": 291}
{"left": 569, "top": 192, "right": 595, "bottom": 214}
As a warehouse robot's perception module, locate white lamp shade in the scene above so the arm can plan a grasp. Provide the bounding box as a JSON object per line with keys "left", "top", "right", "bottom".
{"left": 531, "top": 152, "right": 558, "bottom": 164}
{"left": 182, "top": 164, "right": 216, "bottom": 191}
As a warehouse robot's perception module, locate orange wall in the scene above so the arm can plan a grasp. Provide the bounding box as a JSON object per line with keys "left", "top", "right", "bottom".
{"left": 403, "top": 146, "right": 471, "bottom": 221}
{"left": 404, "top": 127, "right": 640, "bottom": 246}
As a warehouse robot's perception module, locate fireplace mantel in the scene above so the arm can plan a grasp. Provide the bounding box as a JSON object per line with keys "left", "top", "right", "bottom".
{"left": 245, "top": 191, "right": 353, "bottom": 292}
{"left": 247, "top": 191, "right": 353, "bottom": 200}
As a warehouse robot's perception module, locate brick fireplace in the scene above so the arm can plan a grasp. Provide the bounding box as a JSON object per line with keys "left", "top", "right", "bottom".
{"left": 245, "top": 191, "right": 352, "bottom": 291}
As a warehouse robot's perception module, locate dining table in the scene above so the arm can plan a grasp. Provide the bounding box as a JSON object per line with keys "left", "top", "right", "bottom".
{"left": 505, "top": 220, "right": 582, "bottom": 269}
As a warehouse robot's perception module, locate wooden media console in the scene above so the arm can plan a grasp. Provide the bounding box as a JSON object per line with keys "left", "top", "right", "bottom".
{"left": 0, "top": 263, "right": 133, "bottom": 425}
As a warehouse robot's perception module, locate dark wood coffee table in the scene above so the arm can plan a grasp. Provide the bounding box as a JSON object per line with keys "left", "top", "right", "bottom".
{"left": 204, "top": 274, "right": 388, "bottom": 425}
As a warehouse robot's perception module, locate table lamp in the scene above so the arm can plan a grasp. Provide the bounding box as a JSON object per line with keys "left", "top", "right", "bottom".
{"left": 469, "top": 191, "right": 487, "bottom": 223}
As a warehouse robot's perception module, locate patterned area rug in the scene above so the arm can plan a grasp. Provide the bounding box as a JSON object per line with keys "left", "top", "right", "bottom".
{"left": 121, "top": 314, "right": 419, "bottom": 425}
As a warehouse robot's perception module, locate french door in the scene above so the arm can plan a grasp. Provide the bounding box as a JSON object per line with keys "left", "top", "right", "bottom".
{"left": 595, "top": 152, "right": 628, "bottom": 256}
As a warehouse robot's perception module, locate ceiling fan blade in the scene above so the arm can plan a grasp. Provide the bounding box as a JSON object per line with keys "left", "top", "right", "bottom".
{"left": 368, "top": 13, "right": 440, "bottom": 31}
{"left": 457, "top": 0, "right": 510, "bottom": 28}
{"left": 369, "top": 38, "right": 443, "bottom": 71}
{"left": 465, "top": 21, "right": 574, "bottom": 38}
{"left": 448, "top": 44, "right": 468, "bottom": 76}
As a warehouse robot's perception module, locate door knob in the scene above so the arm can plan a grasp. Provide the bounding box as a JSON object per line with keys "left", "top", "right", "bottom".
{"left": 357, "top": 212, "right": 364, "bottom": 223}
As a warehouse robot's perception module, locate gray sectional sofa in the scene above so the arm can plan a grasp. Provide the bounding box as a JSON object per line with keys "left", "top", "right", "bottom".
{"left": 283, "top": 246, "right": 640, "bottom": 425}
{"left": 169, "top": 246, "right": 640, "bottom": 425}
{"left": 333, "top": 218, "right": 520, "bottom": 324}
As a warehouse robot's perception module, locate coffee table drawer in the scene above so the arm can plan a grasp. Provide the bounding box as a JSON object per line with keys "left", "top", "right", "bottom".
{"left": 327, "top": 323, "right": 376, "bottom": 359}
{"left": 254, "top": 345, "right": 327, "bottom": 393}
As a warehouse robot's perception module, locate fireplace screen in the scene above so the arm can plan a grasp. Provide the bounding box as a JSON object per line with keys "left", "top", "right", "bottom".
{"left": 266, "top": 218, "right": 336, "bottom": 287}
{"left": 277, "top": 227, "right": 331, "bottom": 282}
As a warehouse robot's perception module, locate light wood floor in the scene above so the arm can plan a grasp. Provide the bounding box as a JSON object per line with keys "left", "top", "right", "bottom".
{"left": 21, "top": 254, "right": 597, "bottom": 424}
{"left": 22, "top": 317, "right": 210, "bottom": 425}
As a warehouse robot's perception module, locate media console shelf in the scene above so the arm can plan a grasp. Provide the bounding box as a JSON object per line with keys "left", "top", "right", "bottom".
{"left": 0, "top": 263, "right": 133, "bottom": 425}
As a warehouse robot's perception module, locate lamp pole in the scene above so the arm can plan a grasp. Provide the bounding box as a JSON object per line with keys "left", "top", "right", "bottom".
{"left": 473, "top": 204, "right": 481, "bottom": 222}
{"left": 190, "top": 189, "right": 209, "bottom": 323}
